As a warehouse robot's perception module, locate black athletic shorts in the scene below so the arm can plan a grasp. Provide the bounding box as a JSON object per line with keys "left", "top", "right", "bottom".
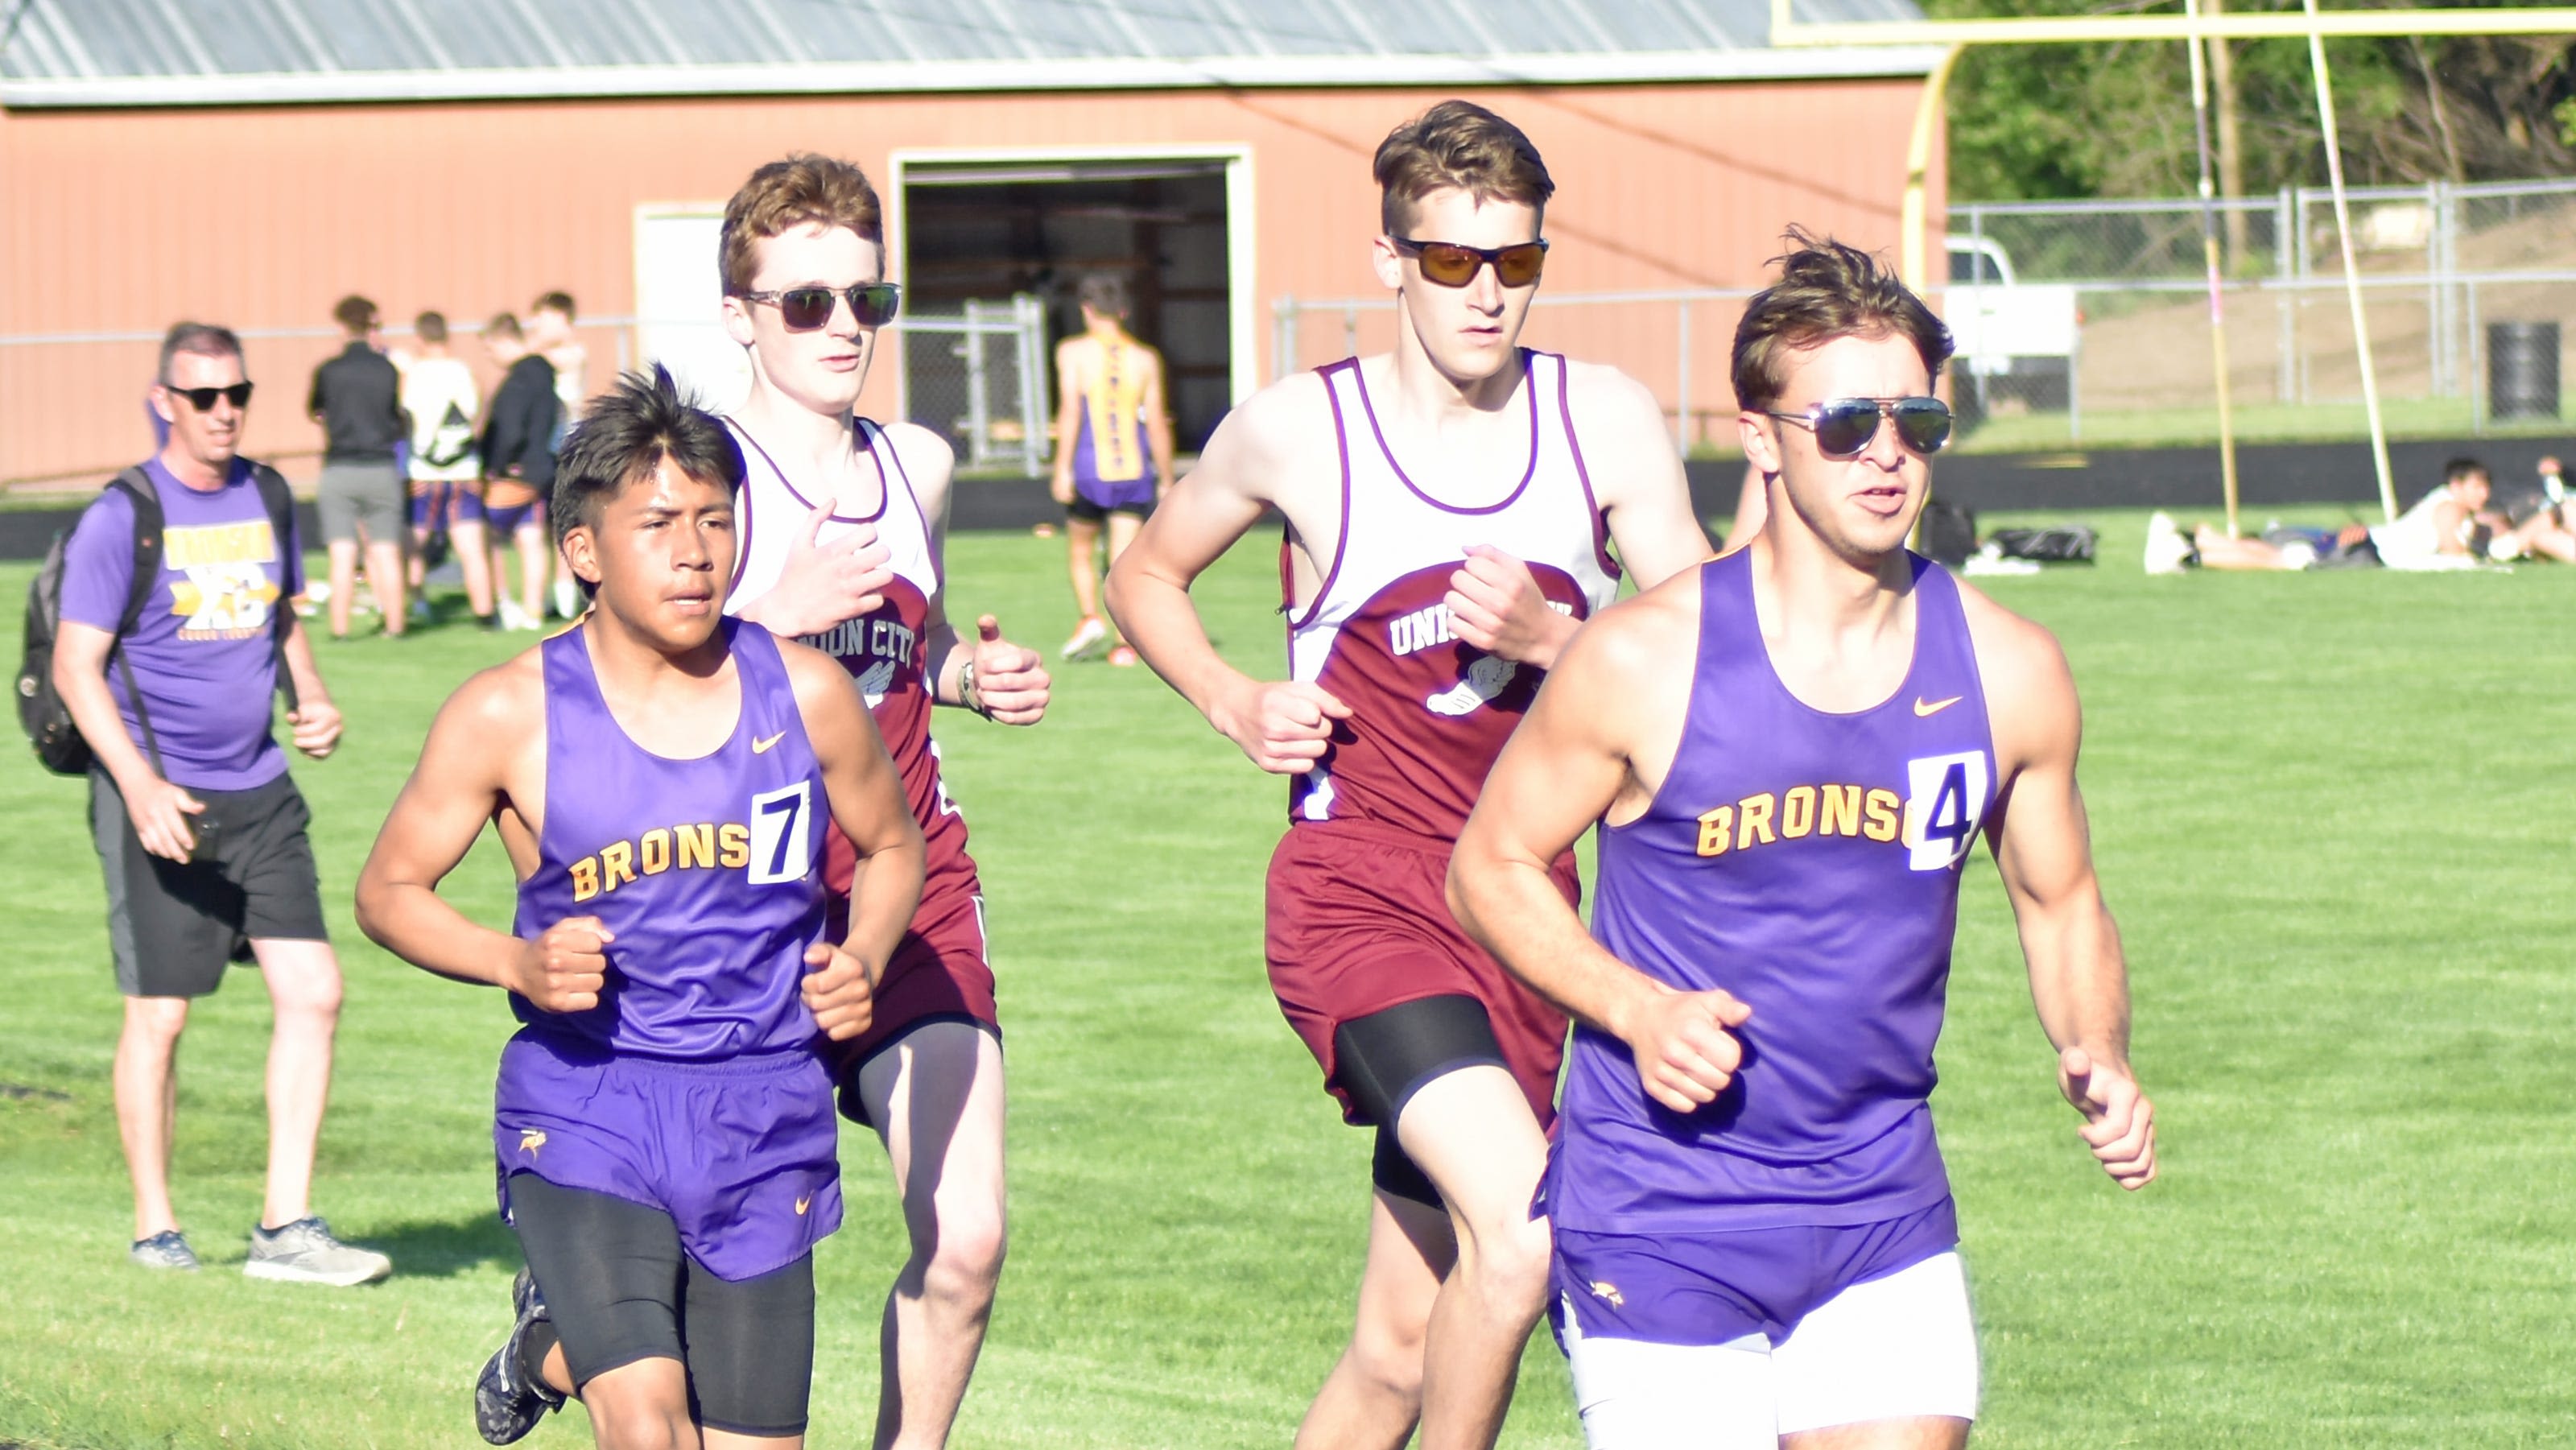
{"left": 1332, "top": 995, "right": 1509, "bottom": 1210}
{"left": 89, "top": 766, "right": 328, "bottom": 998}
{"left": 1063, "top": 494, "right": 1151, "bottom": 525}
{"left": 506, "top": 1171, "right": 817, "bottom": 1438}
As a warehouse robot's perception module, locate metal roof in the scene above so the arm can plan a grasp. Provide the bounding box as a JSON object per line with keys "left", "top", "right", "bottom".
{"left": 0, "top": 0, "right": 1942, "bottom": 108}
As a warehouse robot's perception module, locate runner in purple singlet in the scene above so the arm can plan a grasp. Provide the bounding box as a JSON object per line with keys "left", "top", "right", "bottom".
{"left": 1451, "top": 233, "right": 2158, "bottom": 1450}
{"left": 357, "top": 366, "right": 927, "bottom": 1448}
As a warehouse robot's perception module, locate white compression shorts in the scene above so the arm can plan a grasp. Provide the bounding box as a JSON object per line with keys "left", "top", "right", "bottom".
{"left": 1560, "top": 1250, "right": 1979, "bottom": 1448}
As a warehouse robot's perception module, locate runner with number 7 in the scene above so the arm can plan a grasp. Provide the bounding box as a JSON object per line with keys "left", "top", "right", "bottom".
{"left": 355, "top": 367, "right": 927, "bottom": 1447}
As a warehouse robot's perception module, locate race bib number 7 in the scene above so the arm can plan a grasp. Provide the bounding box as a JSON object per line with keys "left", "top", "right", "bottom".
{"left": 748, "top": 782, "right": 814, "bottom": 885}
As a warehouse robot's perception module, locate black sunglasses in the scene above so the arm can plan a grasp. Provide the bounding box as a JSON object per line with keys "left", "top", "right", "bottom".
{"left": 733, "top": 283, "right": 902, "bottom": 332}
{"left": 166, "top": 382, "right": 254, "bottom": 411}
{"left": 1389, "top": 237, "right": 1549, "bottom": 289}
{"left": 1765, "top": 396, "right": 1951, "bottom": 461}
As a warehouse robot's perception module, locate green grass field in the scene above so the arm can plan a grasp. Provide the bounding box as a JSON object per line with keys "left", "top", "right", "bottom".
{"left": 4, "top": 511, "right": 2574, "bottom": 1448}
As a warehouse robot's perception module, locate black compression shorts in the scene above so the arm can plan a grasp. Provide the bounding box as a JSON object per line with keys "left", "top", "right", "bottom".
{"left": 505, "top": 1171, "right": 816, "bottom": 1437}
{"left": 1332, "top": 995, "right": 1508, "bottom": 1210}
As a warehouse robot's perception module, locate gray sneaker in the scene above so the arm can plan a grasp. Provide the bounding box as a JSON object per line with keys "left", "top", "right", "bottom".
{"left": 243, "top": 1216, "right": 392, "bottom": 1287}
{"left": 130, "top": 1229, "right": 200, "bottom": 1271}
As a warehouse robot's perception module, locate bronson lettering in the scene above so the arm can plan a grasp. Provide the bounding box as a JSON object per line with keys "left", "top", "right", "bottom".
{"left": 567, "top": 822, "right": 754, "bottom": 903}
{"left": 1695, "top": 785, "right": 1901, "bottom": 855}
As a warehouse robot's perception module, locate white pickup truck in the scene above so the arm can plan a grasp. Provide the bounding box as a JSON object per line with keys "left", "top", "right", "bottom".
{"left": 1945, "top": 237, "right": 2078, "bottom": 417}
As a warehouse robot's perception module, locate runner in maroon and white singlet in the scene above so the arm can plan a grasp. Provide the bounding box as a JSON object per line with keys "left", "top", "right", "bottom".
{"left": 716, "top": 153, "right": 1050, "bottom": 1450}
{"left": 1109, "top": 102, "right": 1711, "bottom": 1450}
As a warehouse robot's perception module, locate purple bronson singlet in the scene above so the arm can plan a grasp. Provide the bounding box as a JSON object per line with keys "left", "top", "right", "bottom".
{"left": 1548, "top": 549, "right": 1997, "bottom": 1235}
{"left": 510, "top": 619, "right": 829, "bottom": 1059}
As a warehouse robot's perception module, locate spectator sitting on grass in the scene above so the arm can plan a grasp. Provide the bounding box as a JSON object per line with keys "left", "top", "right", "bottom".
{"left": 2147, "top": 457, "right": 2574, "bottom": 572}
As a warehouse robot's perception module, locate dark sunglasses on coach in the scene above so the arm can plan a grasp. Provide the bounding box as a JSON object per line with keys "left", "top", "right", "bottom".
{"left": 1389, "top": 237, "right": 1549, "bottom": 289}
{"left": 732, "top": 283, "right": 902, "bottom": 331}
{"left": 166, "top": 382, "right": 254, "bottom": 411}
{"left": 1765, "top": 396, "right": 1952, "bottom": 460}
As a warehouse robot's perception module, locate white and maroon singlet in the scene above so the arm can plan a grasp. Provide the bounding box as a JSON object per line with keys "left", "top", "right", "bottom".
{"left": 1287, "top": 350, "right": 1622, "bottom": 840}
{"left": 725, "top": 417, "right": 978, "bottom": 904}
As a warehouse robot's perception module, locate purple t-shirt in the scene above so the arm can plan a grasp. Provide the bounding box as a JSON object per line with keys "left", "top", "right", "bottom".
{"left": 60, "top": 457, "right": 303, "bottom": 791}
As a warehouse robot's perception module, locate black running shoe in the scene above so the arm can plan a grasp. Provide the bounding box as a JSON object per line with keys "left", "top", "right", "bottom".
{"left": 474, "top": 1266, "right": 564, "bottom": 1444}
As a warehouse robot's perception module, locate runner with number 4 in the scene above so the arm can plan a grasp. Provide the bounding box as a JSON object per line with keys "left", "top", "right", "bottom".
{"left": 1448, "top": 232, "right": 2156, "bottom": 1450}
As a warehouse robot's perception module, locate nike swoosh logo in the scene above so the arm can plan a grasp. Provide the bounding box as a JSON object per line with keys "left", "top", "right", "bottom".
{"left": 795, "top": 1194, "right": 812, "bottom": 1216}
{"left": 753, "top": 732, "right": 786, "bottom": 754}
{"left": 1913, "top": 696, "right": 1963, "bottom": 717}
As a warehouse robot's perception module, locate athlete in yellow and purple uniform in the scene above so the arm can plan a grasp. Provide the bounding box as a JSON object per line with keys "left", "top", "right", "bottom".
{"left": 1051, "top": 272, "right": 1175, "bottom": 664}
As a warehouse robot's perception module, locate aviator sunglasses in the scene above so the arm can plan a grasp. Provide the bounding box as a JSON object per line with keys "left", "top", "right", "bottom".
{"left": 1765, "top": 396, "right": 1952, "bottom": 460}
{"left": 733, "top": 283, "right": 902, "bottom": 332}
{"left": 166, "top": 382, "right": 254, "bottom": 411}
{"left": 1390, "top": 237, "right": 1550, "bottom": 289}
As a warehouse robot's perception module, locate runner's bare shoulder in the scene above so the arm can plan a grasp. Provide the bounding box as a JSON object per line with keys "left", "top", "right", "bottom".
{"left": 1196, "top": 367, "right": 1336, "bottom": 506}
{"left": 1952, "top": 577, "right": 2078, "bottom": 745}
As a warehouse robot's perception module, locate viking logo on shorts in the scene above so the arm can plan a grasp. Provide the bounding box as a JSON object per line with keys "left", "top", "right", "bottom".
{"left": 518, "top": 1129, "right": 547, "bottom": 1158}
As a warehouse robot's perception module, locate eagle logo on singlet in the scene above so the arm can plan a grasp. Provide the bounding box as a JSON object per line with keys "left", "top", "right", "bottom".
{"left": 1426, "top": 655, "right": 1520, "bottom": 717}
{"left": 854, "top": 656, "right": 897, "bottom": 705}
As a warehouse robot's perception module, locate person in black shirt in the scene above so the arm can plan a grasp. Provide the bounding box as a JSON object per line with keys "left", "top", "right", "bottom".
{"left": 309, "top": 295, "right": 410, "bottom": 638}
{"left": 479, "top": 313, "right": 561, "bottom": 630}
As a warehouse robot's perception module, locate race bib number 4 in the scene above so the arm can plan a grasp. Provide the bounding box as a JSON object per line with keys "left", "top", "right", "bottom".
{"left": 1902, "top": 751, "right": 1991, "bottom": 873}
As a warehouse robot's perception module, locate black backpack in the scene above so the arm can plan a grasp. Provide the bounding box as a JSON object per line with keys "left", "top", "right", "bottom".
{"left": 1919, "top": 499, "right": 1979, "bottom": 567}
{"left": 1988, "top": 525, "right": 2099, "bottom": 564}
{"left": 17, "top": 463, "right": 299, "bottom": 776}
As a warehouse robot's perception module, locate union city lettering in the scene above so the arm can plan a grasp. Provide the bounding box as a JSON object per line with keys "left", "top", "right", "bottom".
{"left": 1388, "top": 597, "right": 1575, "bottom": 656}
{"left": 568, "top": 820, "right": 752, "bottom": 903}
{"left": 800, "top": 617, "right": 917, "bottom": 667}
{"left": 1695, "top": 785, "right": 1900, "bottom": 857}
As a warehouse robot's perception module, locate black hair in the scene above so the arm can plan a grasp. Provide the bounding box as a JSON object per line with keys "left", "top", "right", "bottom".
{"left": 551, "top": 365, "right": 746, "bottom": 594}
{"left": 157, "top": 322, "right": 243, "bottom": 385}
{"left": 2444, "top": 456, "right": 2489, "bottom": 485}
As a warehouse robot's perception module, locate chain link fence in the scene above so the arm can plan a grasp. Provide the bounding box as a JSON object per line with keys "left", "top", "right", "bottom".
{"left": 1272, "top": 177, "right": 2576, "bottom": 456}
{"left": 0, "top": 300, "right": 1059, "bottom": 490}
{"left": 898, "top": 295, "right": 1051, "bottom": 478}
{"left": 0, "top": 320, "right": 638, "bottom": 492}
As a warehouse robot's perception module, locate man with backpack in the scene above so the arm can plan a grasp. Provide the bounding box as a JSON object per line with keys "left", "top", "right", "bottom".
{"left": 45, "top": 322, "right": 390, "bottom": 1284}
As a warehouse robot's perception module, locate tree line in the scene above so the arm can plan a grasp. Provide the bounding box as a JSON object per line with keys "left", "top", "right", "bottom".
{"left": 1935, "top": 0, "right": 2576, "bottom": 201}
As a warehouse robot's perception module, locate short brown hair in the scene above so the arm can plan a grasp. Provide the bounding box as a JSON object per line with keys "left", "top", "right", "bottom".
{"left": 531, "top": 291, "right": 576, "bottom": 320}
{"left": 415, "top": 311, "right": 448, "bottom": 345}
{"left": 1373, "top": 101, "right": 1554, "bottom": 238}
{"left": 721, "top": 154, "right": 885, "bottom": 296}
{"left": 1077, "top": 272, "right": 1131, "bottom": 319}
{"left": 483, "top": 312, "right": 523, "bottom": 342}
{"left": 1731, "top": 229, "right": 1952, "bottom": 415}
{"left": 332, "top": 294, "right": 378, "bottom": 336}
